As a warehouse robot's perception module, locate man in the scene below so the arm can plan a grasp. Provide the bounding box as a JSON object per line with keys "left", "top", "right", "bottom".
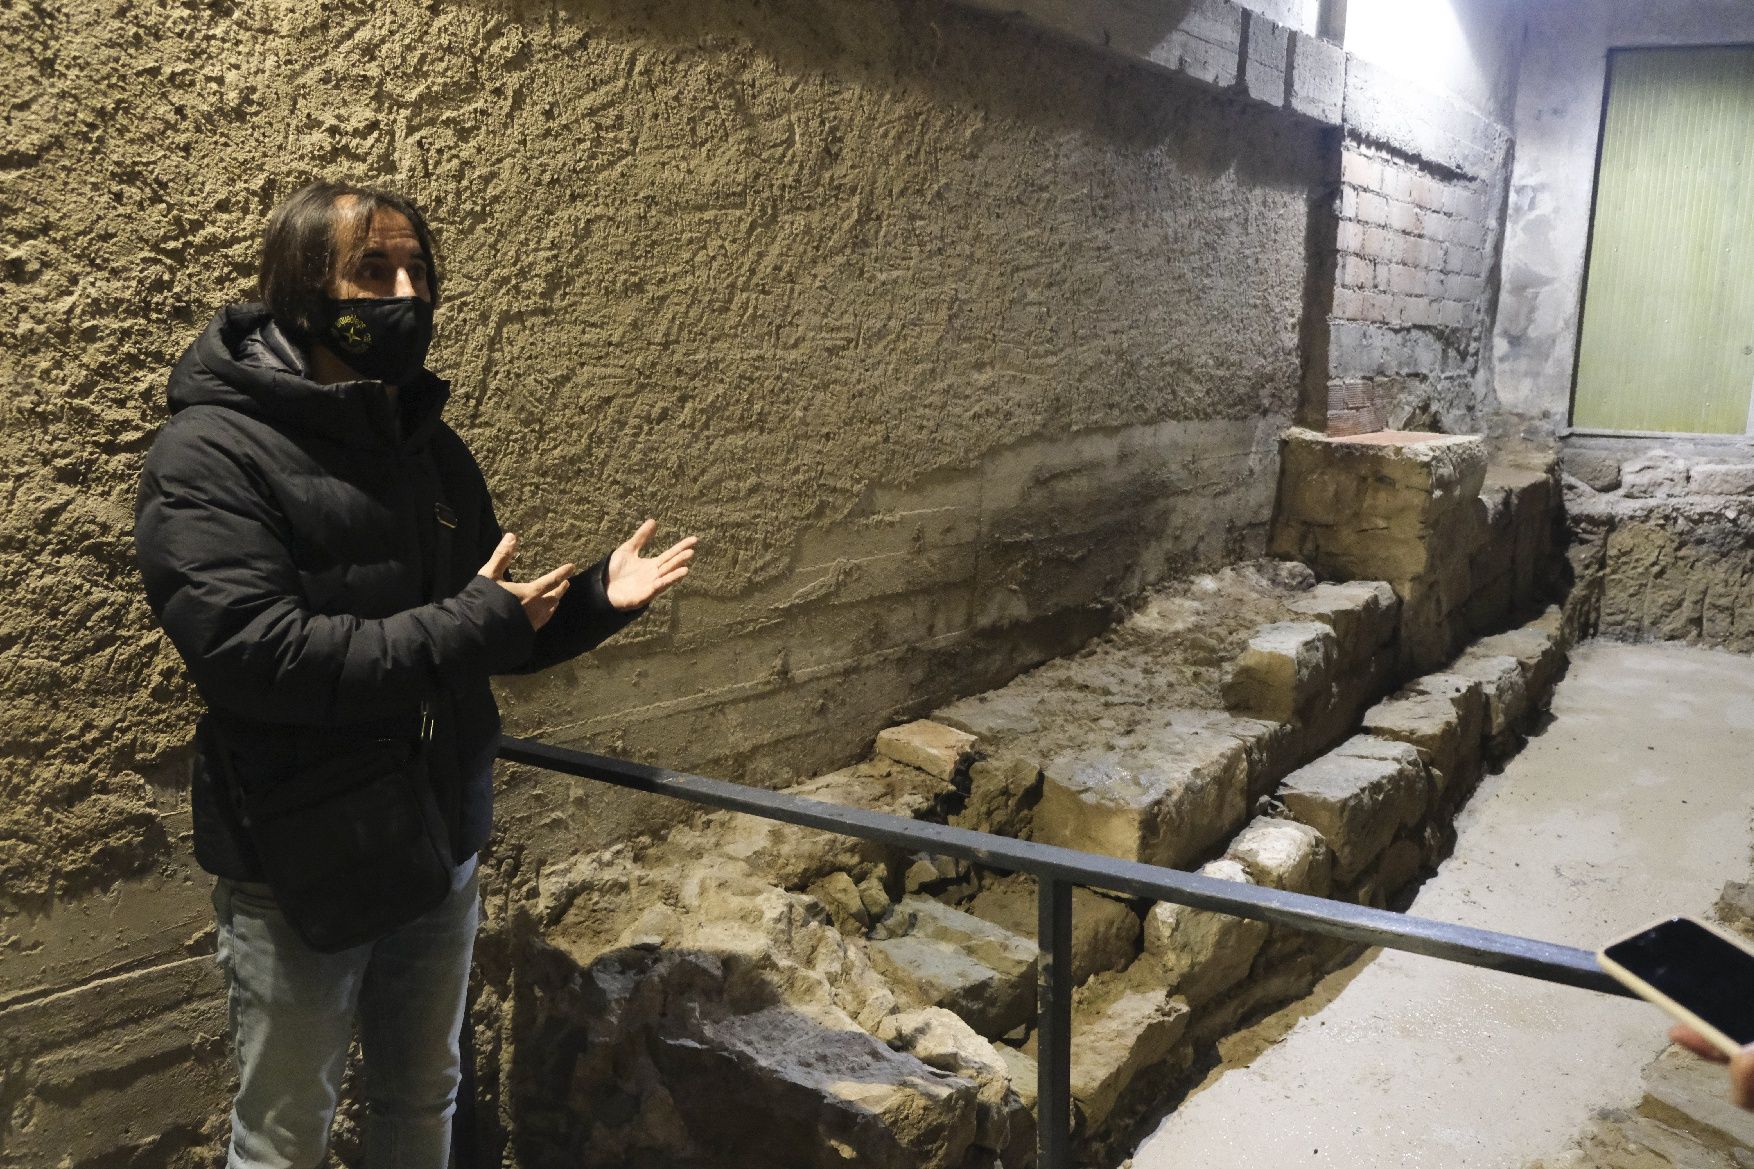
{"left": 135, "top": 180, "right": 696, "bottom": 1168}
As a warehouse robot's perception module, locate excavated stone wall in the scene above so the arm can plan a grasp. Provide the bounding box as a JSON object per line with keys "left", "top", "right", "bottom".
{"left": 1272, "top": 430, "right": 1563, "bottom": 671}
{"left": 475, "top": 435, "right": 1569, "bottom": 1169}
{"left": 1, "top": 0, "right": 1326, "bottom": 1162}
{"left": 1562, "top": 445, "right": 1754, "bottom": 652}
{"left": 494, "top": 548, "right": 1569, "bottom": 1168}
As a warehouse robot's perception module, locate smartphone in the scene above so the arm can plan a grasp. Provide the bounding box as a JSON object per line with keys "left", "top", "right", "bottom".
{"left": 1598, "top": 916, "right": 1754, "bottom": 1057}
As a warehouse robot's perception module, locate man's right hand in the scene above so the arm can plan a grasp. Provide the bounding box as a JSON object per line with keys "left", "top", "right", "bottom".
{"left": 478, "top": 533, "right": 574, "bottom": 632}
{"left": 1671, "top": 1023, "right": 1754, "bottom": 1110}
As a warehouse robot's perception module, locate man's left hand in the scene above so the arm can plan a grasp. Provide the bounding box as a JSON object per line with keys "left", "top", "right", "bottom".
{"left": 605, "top": 519, "right": 697, "bottom": 611}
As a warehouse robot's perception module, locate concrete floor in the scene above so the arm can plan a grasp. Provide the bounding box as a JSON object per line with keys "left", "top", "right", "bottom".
{"left": 1128, "top": 641, "right": 1754, "bottom": 1169}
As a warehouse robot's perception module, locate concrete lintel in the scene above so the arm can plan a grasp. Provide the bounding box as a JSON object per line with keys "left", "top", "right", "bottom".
{"left": 950, "top": 0, "right": 1245, "bottom": 94}
{"left": 948, "top": 1, "right": 1509, "bottom": 177}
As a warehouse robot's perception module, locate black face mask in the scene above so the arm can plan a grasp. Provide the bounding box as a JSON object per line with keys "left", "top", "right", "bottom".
{"left": 319, "top": 296, "right": 434, "bottom": 385}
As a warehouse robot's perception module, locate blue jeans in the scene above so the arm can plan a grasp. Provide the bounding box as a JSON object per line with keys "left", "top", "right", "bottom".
{"left": 213, "top": 856, "right": 480, "bottom": 1169}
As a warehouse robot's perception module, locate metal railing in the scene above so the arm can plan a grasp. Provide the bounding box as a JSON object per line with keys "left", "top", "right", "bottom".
{"left": 497, "top": 734, "right": 1633, "bottom": 1169}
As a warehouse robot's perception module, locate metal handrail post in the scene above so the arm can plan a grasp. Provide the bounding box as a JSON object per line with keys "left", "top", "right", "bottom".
{"left": 1037, "top": 876, "right": 1074, "bottom": 1169}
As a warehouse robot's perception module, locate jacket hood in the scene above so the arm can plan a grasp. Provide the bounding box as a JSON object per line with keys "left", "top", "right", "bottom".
{"left": 166, "top": 303, "right": 450, "bottom": 449}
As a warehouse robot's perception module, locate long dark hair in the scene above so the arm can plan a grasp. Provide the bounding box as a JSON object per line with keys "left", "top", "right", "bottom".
{"left": 257, "top": 180, "right": 442, "bottom": 338}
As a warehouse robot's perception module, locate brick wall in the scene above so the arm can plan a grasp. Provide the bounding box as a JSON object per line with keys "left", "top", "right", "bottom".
{"left": 1328, "top": 143, "right": 1498, "bottom": 435}
{"left": 1323, "top": 58, "right": 1513, "bottom": 437}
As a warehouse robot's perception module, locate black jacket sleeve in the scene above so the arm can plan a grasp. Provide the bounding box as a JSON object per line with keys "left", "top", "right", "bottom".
{"left": 470, "top": 493, "right": 645, "bottom": 677}
{"left": 135, "top": 419, "right": 536, "bottom": 726}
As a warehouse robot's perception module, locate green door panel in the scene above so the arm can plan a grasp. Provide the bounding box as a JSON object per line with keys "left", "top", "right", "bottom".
{"left": 1573, "top": 46, "right": 1754, "bottom": 435}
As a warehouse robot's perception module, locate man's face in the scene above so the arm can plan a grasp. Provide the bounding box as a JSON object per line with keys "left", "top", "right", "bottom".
{"left": 331, "top": 207, "right": 431, "bottom": 303}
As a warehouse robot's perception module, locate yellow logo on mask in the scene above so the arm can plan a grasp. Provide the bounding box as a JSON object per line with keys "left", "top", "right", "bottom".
{"left": 332, "top": 314, "right": 372, "bottom": 354}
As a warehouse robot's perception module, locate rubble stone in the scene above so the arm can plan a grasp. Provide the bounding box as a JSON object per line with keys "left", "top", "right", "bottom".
{"left": 857, "top": 873, "right": 892, "bottom": 921}
{"left": 875, "top": 720, "right": 978, "bottom": 781}
{"left": 809, "top": 871, "right": 871, "bottom": 935}
{"left": 1562, "top": 449, "right": 1621, "bottom": 493}
{"left": 874, "top": 1007, "right": 1029, "bottom": 1156}
{"left": 995, "top": 1044, "right": 1038, "bottom": 1110}
{"left": 951, "top": 754, "right": 1042, "bottom": 838}
{"left": 1067, "top": 975, "right": 1191, "bottom": 1130}
{"left": 1142, "top": 858, "right": 1270, "bottom": 1007}
{"left": 966, "top": 877, "right": 1141, "bottom": 987}
{"left": 654, "top": 1004, "right": 980, "bottom": 1169}
{"left": 903, "top": 857, "right": 942, "bottom": 893}
{"left": 1223, "top": 816, "right": 1332, "bottom": 897}
{"left": 868, "top": 898, "right": 1036, "bottom": 1037}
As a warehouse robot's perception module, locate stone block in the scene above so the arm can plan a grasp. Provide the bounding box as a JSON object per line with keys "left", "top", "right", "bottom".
{"left": 951, "top": 754, "right": 1041, "bottom": 839}
{"left": 1036, "top": 722, "right": 1252, "bottom": 870}
{"left": 1357, "top": 837, "right": 1424, "bottom": 907}
{"left": 1277, "top": 736, "right": 1427, "bottom": 881}
{"left": 1243, "top": 13, "right": 1289, "bottom": 106}
{"left": 1285, "top": 580, "right": 1400, "bottom": 657}
{"left": 868, "top": 898, "right": 1037, "bottom": 1037}
{"left": 966, "top": 877, "right": 1140, "bottom": 987}
{"left": 1288, "top": 30, "right": 1344, "bottom": 124}
{"left": 1224, "top": 815, "right": 1332, "bottom": 896}
{"left": 1222, "top": 620, "right": 1338, "bottom": 723}
{"left": 876, "top": 720, "right": 977, "bottom": 781}
{"left": 933, "top": 690, "right": 1043, "bottom": 747}
{"left": 1361, "top": 689, "right": 1466, "bottom": 794}
{"left": 1332, "top": 736, "right": 1430, "bottom": 827}
{"left": 1449, "top": 651, "right": 1528, "bottom": 741}
{"left": 1620, "top": 451, "right": 1688, "bottom": 498}
{"left": 1561, "top": 450, "right": 1620, "bottom": 494}
{"left": 1688, "top": 463, "right": 1754, "bottom": 496}
{"left": 1468, "top": 614, "right": 1565, "bottom": 713}
{"left": 1068, "top": 975, "right": 1191, "bottom": 1130}
{"left": 1270, "top": 428, "right": 1489, "bottom": 590}
{"left": 1403, "top": 670, "right": 1488, "bottom": 772}
{"left": 655, "top": 1005, "right": 979, "bottom": 1169}
{"left": 1142, "top": 858, "right": 1270, "bottom": 1007}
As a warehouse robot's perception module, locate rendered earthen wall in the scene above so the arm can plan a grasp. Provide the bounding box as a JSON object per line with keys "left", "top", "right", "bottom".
{"left": 0, "top": 0, "right": 1323, "bottom": 1161}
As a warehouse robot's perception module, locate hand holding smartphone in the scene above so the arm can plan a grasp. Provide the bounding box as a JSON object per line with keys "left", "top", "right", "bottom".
{"left": 1597, "top": 916, "right": 1754, "bottom": 1058}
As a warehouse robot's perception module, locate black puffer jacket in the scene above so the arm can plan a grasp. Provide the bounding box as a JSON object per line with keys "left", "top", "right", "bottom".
{"left": 136, "top": 304, "right": 639, "bottom": 879}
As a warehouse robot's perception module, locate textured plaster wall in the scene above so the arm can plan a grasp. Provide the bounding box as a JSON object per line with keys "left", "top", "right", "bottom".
{"left": 0, "top": 0, "right": 1322, "bottom": 1160}
{"left": 1494, "top": 0, "right": 1754, "bottom": 432}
